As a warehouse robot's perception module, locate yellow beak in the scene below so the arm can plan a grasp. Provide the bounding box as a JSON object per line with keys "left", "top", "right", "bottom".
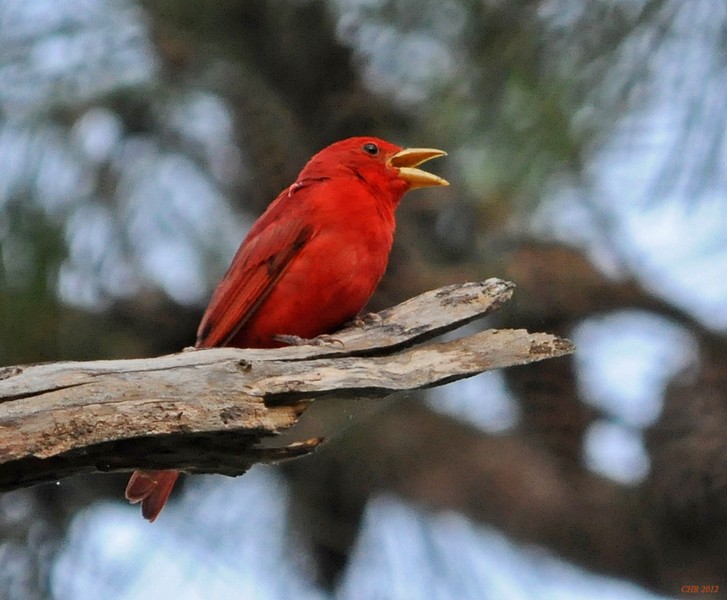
{"left": 388, "top": 148, "right": 449, "bottom": 189}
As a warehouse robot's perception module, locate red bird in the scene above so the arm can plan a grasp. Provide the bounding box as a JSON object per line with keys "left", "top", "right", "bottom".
{"left": 125, "top": 136, "right": 448, "bottom": 521}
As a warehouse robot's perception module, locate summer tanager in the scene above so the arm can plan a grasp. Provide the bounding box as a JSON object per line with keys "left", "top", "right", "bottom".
{"left": 125, "top": 136, "right": 448, "bottom": 522}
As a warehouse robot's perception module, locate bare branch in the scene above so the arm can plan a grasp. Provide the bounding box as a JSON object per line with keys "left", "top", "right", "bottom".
{"left": 0, "top": 279, "right": 573, "bottom": 490}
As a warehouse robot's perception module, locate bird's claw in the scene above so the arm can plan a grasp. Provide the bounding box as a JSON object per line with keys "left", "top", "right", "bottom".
{"left": 352, "top": 311, "right": 383, "bottom": 327}
{"left": 273, "top": 334, "right": 346, "bottom": 349}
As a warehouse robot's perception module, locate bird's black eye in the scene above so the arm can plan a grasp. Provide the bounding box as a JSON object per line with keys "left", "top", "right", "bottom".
{"left": 362, "top": 142, "right": 379, "bottom": 155}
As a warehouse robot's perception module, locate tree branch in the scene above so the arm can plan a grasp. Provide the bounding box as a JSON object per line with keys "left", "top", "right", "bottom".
{"left": 0, "top": 279, "right": 573, "bottom": 490}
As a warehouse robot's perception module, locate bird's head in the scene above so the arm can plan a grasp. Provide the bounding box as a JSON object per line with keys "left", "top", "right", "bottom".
{"left": 299, "top": 136, "right": 448, "bottom": 199}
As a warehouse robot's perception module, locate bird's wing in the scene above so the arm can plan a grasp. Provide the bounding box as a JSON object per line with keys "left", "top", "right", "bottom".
{"left": 196, "top": 190, "right": 315, "bottom": 348}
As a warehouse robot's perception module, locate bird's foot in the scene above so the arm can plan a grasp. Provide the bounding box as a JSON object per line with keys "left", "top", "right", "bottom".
{"left": 351, "top": 311, "right": 383, "bottom": 327}
{"left": 273, "top": 334, "right": 346, "bottom": 349}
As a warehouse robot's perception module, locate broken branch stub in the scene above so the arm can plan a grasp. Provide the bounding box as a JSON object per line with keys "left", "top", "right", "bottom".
{"left": 0, "top": 278, "right": 573, "bottom": 490}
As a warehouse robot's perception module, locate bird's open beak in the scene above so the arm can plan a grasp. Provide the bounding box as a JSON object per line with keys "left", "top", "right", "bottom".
{"left": 388, "top": 148, "right": 449, "bottom": 189}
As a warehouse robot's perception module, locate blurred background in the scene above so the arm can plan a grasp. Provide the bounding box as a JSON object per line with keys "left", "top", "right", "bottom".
{"left": 1, "top": 0, "right": 725, "bottom": 598}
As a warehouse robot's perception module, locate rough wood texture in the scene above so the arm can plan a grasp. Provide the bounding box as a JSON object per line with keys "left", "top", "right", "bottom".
{"left": 0, "top": 279, "right": 573, "bottom": 490}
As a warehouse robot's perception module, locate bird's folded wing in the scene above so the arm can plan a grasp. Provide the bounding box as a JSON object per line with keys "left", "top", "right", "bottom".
{"left": 196, "top": 215, "right": 314, "bottom": 348}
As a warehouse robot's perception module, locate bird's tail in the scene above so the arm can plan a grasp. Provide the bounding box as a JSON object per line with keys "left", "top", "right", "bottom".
{"left": 125, "top": 470, "right": 180, "bottom": 522}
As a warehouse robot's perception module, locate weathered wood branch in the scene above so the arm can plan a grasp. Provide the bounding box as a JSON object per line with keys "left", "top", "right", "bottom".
{"left": 0, "top": 279, "right": 573, "bottom": 491}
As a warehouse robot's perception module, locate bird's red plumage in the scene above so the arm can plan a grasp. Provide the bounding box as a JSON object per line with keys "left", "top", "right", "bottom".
{"left": 195, "top": 137, "right": 406, "bottom": 348}
{"left": 125, "top": 136, "right": 446, "bottom": 521}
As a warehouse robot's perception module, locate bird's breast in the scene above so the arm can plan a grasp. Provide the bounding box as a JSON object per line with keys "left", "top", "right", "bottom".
{"left": 238, "top": 195, "right": 396, "bottom": 346}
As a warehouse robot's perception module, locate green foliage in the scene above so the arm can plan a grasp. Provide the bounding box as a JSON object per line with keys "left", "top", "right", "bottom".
{"left": 0, "top": 201, "right": 66, "bottom": 363}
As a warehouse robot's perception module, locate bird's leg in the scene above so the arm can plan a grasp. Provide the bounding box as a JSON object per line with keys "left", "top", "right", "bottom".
{"left": 273, "top": 333, "right": 346, "bottom": 349}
